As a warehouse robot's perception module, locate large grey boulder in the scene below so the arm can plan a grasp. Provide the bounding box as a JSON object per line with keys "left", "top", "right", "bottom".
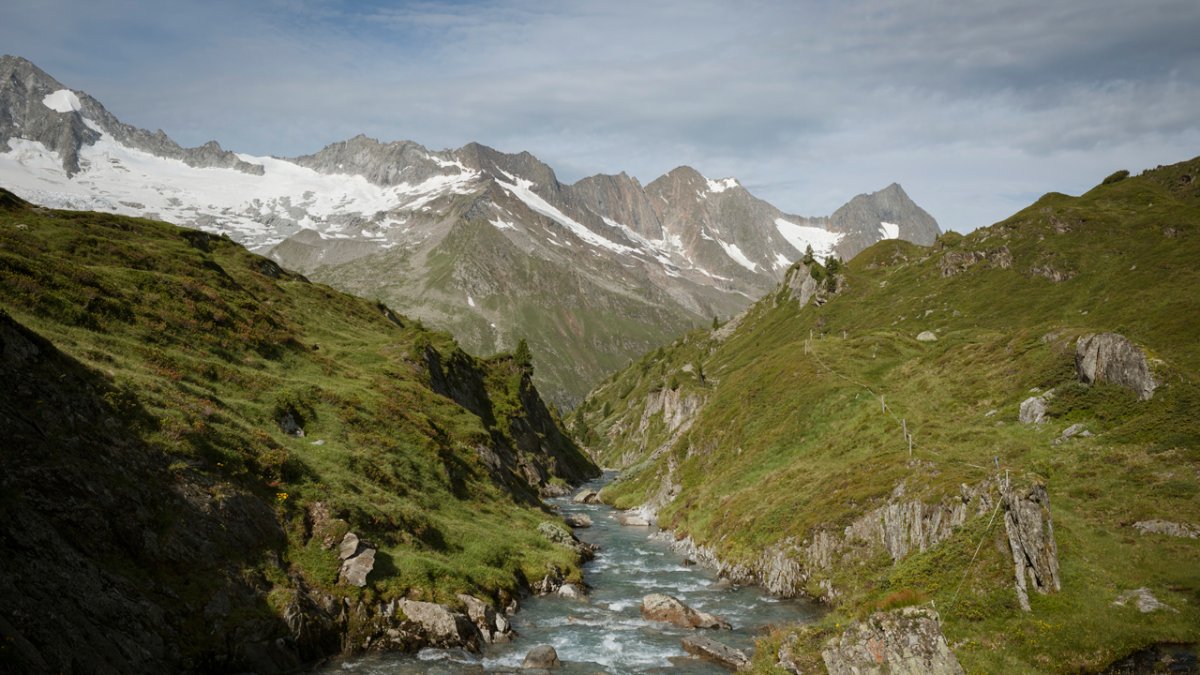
{"left": 1018, "top": 394, "right": 1049, "bottom": 425}
{"left": 641, "top": 593, "right": 730, "bottom": 629}
{"left": 822, "top": 606, "right": 964, "bottom": 675}
{"left": 916, "top": 331, "right": 938, "bottom": 342}
{"left": 522, "top": 644, "right": 561, "bottom": 669}
{"left": 396, "top": 599, "right": 482, "bottom": 651}
{"left": 1075, "top": 333, "right": 1157, "bottom": 400}
{"left": 337, "top": 532, "right": 376, "bottom": 587}
{"left": 1002, "top": 482, "right": 1061, "bottom": 611}
{"left": 572, "top": 489, "right": 601, "bottom": 504}
{"left": 681, "top": 635, "right": 750, "bottom": 670}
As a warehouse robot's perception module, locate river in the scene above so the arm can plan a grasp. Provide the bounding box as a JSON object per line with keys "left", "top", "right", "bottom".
{"left": 325, "top": 474, "right": 820, "bottom": 673}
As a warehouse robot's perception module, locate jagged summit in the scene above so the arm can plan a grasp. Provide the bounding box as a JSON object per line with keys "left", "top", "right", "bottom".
{"left": 0, "top": 55, "right": 940, "bottom": 406}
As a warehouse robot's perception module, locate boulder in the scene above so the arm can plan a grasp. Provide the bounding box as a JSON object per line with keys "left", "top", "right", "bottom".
{"left": 563, "top": 513, "right": 592, "bottom": 528}
{"left": 572, "top": 489, "right": 601, "bottom": 504}
{"left": 618, "top": 512, "right": 652, "bottom": 527}
{"left": 523, "top": 644, "right": 561, "bottom": 669}
{"left": 536, "top": 522, "right": 596, "bottom": 560}
{"left": 1113, "top": 588, "right": 1177, "bottom": 613}
{"left": 641, "top": 593, "right": 729, "bottom": 630}
{"left": 1002, "top": 482, "right": 1061, "bottom": 612}
{"left": 916, "top": 331, "right": 938, "bottom": 342}
{"left": 340, "top": 548, "right": 375, "bottom": 587}
{"left": 1018, "top": 394, "right": 1049, "bottom": 425}
{"left": 822, "top": 606, "right": 964, "bottom": 675}
{"left": 337, "top": 532, "right": 376, "bottom": 587}
{"left": 681, "top": 635, "right": 750, "bottom": 670}
{"left": 557, "top": 583, "right": 586, "bottom": 600}
{"left": 1075, "top": 333, "right": 1157, "bottom": 400}
{"left": 396, "top": 599, "right": 482, "bottom": 651}
{"left": 1056, "top": 420, "right": 1094, "bottom": 441}
{"left": 337, "top": 532, "right": 360, "bottom": 560}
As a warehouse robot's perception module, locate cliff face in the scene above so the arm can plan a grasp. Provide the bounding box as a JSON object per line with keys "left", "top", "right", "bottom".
{"left": 0, "top": 192, "right": 597, "bottom": 672}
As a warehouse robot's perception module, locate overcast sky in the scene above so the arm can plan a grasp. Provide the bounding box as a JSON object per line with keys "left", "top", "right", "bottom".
{"left": 3, "top": 0, "right": 1199, "bottom": 231}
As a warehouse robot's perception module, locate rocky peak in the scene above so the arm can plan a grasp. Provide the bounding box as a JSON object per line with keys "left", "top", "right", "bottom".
{"left": 289, "top": 134, "right": 447, "bottom": 186}
{"left": 0, "top": 54, "right": 261, "bottom": 176}
{"left": 830, "top": 182, "right": 941, "bottom": 258}
{"left": 455, "top": 141, "right": 559, "bottom": 192}
{"left": 565, "top": 171, "right": 664, "bottom": 240}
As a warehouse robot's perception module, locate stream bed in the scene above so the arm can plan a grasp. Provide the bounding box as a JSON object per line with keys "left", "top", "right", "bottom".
{"left": 327, "top": 474, "right": 820, "bottom": 673}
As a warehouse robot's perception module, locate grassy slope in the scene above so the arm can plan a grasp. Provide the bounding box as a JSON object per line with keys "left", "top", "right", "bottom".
{"left": 0, "top": 193, "right": 596, "bottom": 661}
{"left": 573, "top": 161, "right": 1200, "bottom": 671}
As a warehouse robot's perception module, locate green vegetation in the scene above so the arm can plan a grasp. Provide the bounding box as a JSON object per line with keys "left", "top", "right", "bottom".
{"left": 573, "top": 158, "right": 1200, "bottom": 671}
{"left": 0, "top": 191, "right": 596, "bottom": 667}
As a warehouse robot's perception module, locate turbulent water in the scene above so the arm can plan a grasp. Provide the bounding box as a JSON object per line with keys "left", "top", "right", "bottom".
{"left": 328, "top": 474, "right": 820, "bottom": 673}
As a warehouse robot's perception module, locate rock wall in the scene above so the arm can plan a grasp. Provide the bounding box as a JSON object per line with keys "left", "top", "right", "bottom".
{"left": 656, "top": 480, "right": 997, "bottom": 601}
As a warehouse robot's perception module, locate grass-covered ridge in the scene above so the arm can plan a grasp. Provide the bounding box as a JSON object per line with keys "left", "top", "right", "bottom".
{"left": 0, "top": 190, "right": 597, "bottom": 671}
{"left": 572, "top": 158, "right": 1200, "bottom": 671}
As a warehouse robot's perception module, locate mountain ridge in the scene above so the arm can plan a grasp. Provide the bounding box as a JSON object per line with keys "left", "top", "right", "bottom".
{"left": 0, "top": 54, "right": 940, "bottom": 405}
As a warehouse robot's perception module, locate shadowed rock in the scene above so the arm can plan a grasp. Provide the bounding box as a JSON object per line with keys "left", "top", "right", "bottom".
{"left": 682, "top": 635, "right": 749, "bottom": 670}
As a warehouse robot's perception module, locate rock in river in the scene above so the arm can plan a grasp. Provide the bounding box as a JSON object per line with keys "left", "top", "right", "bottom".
{"left": 641, "top": 593, "right": 730, "bottom": 630}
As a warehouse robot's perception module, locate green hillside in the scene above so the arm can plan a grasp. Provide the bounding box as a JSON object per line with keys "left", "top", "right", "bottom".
{"left": 572, "top": 160, "right": 1200, "bottom": 671}
{"left": 0, "top": 190, "right": 597, "bottom": 672}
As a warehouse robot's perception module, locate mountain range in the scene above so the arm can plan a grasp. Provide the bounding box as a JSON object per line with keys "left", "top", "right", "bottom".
{"left": 0, "top": 54, "right": 940, "bottom": 406}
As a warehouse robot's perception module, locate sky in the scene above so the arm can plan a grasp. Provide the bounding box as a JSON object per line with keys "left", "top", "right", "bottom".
{"left": 3, "top": 0, "right": 1199, "bottom": 232}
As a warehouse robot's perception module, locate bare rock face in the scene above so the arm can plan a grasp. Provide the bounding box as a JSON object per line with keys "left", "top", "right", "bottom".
{"left": 1002, "top": 482, "right": 1061, "bottom": 612}
{"left": 939, "top": 246, "right": 1012, "bottom": 277}
{"left": 641, "top": 593, "right": 730, "bottom": 630}
{"left": 821, "top": 606, "right": 964, "bottom": 675}
{"left": 681, "top": 635, "right": 750, "bottom": 670}
{"left": 1075, "top": 333, "right": 1157, "bottom": 400}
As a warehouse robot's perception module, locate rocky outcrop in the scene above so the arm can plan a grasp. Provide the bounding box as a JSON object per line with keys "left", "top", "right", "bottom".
{"left": 1132, "top": 520, "right": 1200, "bottom": 539}
{"left": 658, "top": 480, "right": 997, "bottom": 601}
{"left": 456, "top": 594, "right": 512, "bottom": 644}
{"left": 681, "top": 635, "right": 750, "bottom": 670}
{"left": 393, "top": 599, "right": 482, "bottom": 651}
{"left": 641, "top": 593, "right": 730, "bottom": 629}
{"left": 1075, "top": 333, "right": 1157, "bottom": 400}
{"left": 1002, "top": 482, "right": 1061, "bottom": 611}
{"left": 821, "top": 606, "right": 964, "bottom": 675}
{"left": 1112, "top": 588, "right": 1177, "bottom": 614}
{"left": 939, "top": 246, "right": 1013, "bottom": 277}
{"left": 537, "top": 522, "right": 597, "bottom": 561}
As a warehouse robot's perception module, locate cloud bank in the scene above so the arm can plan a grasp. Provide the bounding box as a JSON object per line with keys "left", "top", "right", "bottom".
{"left": 3, "top": 0, "right": 1198, "bottom": 230}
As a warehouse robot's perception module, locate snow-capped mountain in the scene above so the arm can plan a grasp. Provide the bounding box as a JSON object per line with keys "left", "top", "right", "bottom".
{"left": 0, "top": 55, "right": 940, "bottom": 405}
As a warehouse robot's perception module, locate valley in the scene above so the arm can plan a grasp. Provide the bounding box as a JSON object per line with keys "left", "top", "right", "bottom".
{"left": 0, "top": 48, "right": 1198, "bottom": 675}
